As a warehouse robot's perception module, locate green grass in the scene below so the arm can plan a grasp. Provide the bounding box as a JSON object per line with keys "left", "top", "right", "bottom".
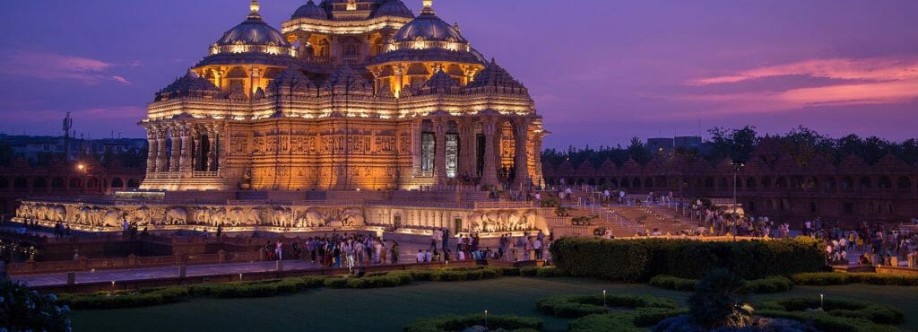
{"left": 69, "top": 278, "right": 918, "bottom": 332}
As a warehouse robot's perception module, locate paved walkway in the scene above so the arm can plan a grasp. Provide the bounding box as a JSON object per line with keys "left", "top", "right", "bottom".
{"left": 13, "top": 242, "right": 443, "bottom": 287}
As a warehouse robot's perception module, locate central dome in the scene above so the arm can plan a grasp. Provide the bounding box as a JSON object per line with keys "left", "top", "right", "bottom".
{"left": 216, "top": 2, "right": 289, "bottom": 47}
{"left": 372, "top": 0, "right": 414, "bottom": 19}
{"left": 393, "top": 8, "right": 465, "bottom": 43}
{"left": 292, "top": 0, "right": 329, "bottom": 20}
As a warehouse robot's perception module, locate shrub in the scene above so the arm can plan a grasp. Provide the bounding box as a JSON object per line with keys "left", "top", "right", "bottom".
{"left": 650, "top": 275, "right": 794, "bottom": 293}
{"left": 500, "top": 267, "right": 521, "bottom": 276}
{"left": 568, "top": 308, "right": 687, "bottom": 332}
{"left": 535, "top": 267, "right": 567, "bottom": 278}
{"left": 551, "top": 237, "right": 825, "bottom": 281}
{"left": 61, "top": 286, "right": 190, "bottom": 309}
{"left": 759, "top": 297, "right": 904, "bottom": 325}
{"left": 0, "top": 280, "right": 71, "bottom": 332}
{"left": 758, "top": 310, "right": 899, "bottom": 332}
{"left": 323, "top": 277, "right": 348, "bottom": 289}
{"left": 537, "top": 294, "right": 677, "bottom": 318}
{"left": 404, "top": 313, "right": 542, "bottom": 332}
{"left": 792, "top": 272, "right": 918, "bottom": 286}
{"left": 688, "top": 269, "right": 753, "bottom": 329}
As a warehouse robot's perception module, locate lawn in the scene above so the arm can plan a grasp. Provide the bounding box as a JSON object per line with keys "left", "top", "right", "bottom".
{"left": 69, "top": 277, "right": 918, "bottom": 332}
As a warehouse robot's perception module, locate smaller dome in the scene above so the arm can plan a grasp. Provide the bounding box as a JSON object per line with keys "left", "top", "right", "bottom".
{"left": 467, "top": 59, "right": 527, "bottom": 92}
{"left": 372, "top": 0, "right": 414, "bottom": 19}
{"left": 156, "top": 70, "right": 223, "bottom": 101}
{"left": 423, "top": 69, "right": 458, "bottom": 90}
{"left": 292, "top": 0, "right": 328, "bottom": 20}
{"left": 394, "top": 13, "right": 465, "bottom": 43}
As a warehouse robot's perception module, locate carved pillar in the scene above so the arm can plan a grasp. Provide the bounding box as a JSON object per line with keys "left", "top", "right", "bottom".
{"left": 410, "top": 120, "right": 421, "bottom": 176}
{"left": 191, "top": 127, "right": 202, "bottom": 173}
{"left": 208, "top": 125, "right": 218, "bottom": 172}
{"left": 156, "top": 129, "right": 168, "bottom": 173}
{"left": 481, "top": 117, "right": 499, "bottom": 187}
{"left": 146, "top": 127, "right": 158, "bottom": 176}
{"left": 169, "top": 125, "right": 182, "bottom": 173}
{"left": 434, "top": 118, "right": 447, "bottom": 185}
{"left": 513, "top": 118, "right": 531, "bottom": 189}
{"left": 456, "top": 118, "right": 472, "bottom": 180}
{"left": 532, "top": 130, "right": 544, "bottom": 188}
{"left": 179, "top": 124, "right": 193, "bottom": 176}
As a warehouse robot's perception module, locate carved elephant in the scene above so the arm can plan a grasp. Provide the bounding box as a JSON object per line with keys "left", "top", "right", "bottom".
{"left": 102, "top": 210, "right": 123, "bottom": 228}
{"left": 227, "top": 208, "right": 245, "bottom": 226}
{"left": 303, "top": 209, "right": 325, "bottom": 227}
{"left": 245, "top": 208, "right": 263, "bottom": 226}
{"left": 209, "top": 208, "right": 226, "bottom": 226}
{"left": 129, "top": 207, "right": 151, "bottom": 226}
{"left": 341, "top": 208, "right": 365, "bottom": 226}
{"left": 164, "top": 207, "right": 188, "bottom": 225}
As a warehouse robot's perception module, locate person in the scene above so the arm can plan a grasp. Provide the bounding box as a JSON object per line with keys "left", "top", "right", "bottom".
{"left": 533, "top": 237, "right": 543, "bottom": 260}
{"left": 424, "top": 249, "right": 433, "bottom": 262}
{"left": 416, "top": 249, "right": 425, "bottom": 263}
{"left": 216, "top": 223, "right": 223, "bottom": 238}
{"left": 275, "top": 240, "right": 283, "bottom": 261}
{"left": 390, "top": 241, "right": 400, "bottom": 264}
{"left": 343, "top": 240, "right": 355, "bottom": 270}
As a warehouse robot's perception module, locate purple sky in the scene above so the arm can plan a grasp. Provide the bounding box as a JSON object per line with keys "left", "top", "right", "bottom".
{"left": 1, "top": 0, "right": 917, "bottom": 148}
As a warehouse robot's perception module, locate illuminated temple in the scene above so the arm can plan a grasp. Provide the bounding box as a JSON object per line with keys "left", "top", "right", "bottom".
{"left": 140, "top": 0, "right": 544, "bottom": 191}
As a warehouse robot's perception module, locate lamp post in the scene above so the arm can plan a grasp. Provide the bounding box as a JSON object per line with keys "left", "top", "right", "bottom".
{"left": 77, "top": 163, "right": 88, "bottom": 194}
{"left": 732, "top": 162, "right": 745, "bottom": 242}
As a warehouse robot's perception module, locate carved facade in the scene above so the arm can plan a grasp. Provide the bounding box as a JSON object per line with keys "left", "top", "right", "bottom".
{"left": 140, "top": 0, "right": 544, "bottom": 191}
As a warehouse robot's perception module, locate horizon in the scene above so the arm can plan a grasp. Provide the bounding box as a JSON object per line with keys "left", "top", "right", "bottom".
{"left": 1, "top": 1, "right": 917, "bottom": 148}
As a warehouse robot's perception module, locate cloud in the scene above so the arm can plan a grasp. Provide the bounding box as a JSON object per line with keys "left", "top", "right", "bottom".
{"left": 0, "top": 106, "right": 145, "bottom": 123}
{"left": 0, "top": 50, "right": 135, "bottom": 85}
{"left": 676, "top": 56, "right": 918, "bottom": 116}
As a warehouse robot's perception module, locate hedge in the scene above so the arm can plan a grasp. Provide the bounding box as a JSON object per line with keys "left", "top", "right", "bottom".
{"left": 792, "top": 272, "right": 918, "bottom": 286}
{"left": 758, "top": 297, "right": 904, "bottom": 325}
{"left": 404, "top": 314, "right": 542, "bottom": 332}
{"left": 757, "top": 310, "right": 899, "bottom": 332}
{"left": 649, "top": 275, "right": 794, "bottom": 293}
{"left": 568, "top": 308, "right": 687, "bottom": 332}
{"left": 551, "top": 237, "right": 825, "bottom": 281}
{"left": 536, "top": 294, "right": 677, "bottom": 318}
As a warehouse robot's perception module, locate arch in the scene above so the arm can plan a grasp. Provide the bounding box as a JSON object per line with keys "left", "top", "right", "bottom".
{"left": 32, "top": 178, "right": 48, "bottom": 191}
{"left": 13, "top": 177, "right": 28, "bottom": 189}
{"left": 621, "top": 178, "right": 630, "bottom": 188}
{"left": 87, "top": 177, "right": 99, "bottom": 189}
{"left": 632, "top": 177, "right": 642, "bottom": 189}
{"left": 128, "top": 178, "right": 141, "bottom": 188}
{"left": 718, "top": 177, "right": 729, "bottom": 190}
{"left": 609, "top": 178, "right": 618, "bottom": 188}
{"left": 745, "top": 177, "right": 757, "bottom": 190}
{"left": 897, "top": 176, "right": 912, "bottom": 192}
{"left": 644, "top": 177, "right": 654, "bottom": 189}
{"left": 840, "top": 176, "right": 853, "bottom": 192}
{"left": 760, "top": 176, "right": 771, "bottom": 189}
{"left": 51, "top": 177, "right": 65, "bottom": 189}
{"left": 775, "top": 177, "right": 788, "bottom": 189}
{"left": 597, "top": 178, "right": 607, "bottom": 186}
{"left": 576, "top": 178, "right": 585, "bottom": 186}
{"left": 704, "top": 177, "right": 715, "bottom": 189}
{"left": 859, "top": 176, "right": 872, "bottom": 189}
{"left": 69, "top": 178, "right": 82, "bottom": 189}
{"left": 877, "top": 176, "right": 892, "bottom": 189}
{"left": 822, "top": 177, "right": 836, "bottom": 192}
{"left": 803, "top": 176, "right": 819, "bottom": 191}
{"left": 587, "top": 178, "right": 596, "bottom": 186}
{"left": 111, "top": 177, "right": 124, "bottom": 188}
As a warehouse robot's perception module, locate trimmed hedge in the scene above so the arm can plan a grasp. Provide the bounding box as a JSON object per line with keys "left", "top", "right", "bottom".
{"left": 59, "top": 286, "right": 189, "bottom": 310}
{"left": 758, "top": 310, "right": 899, "bottom": 332}
{"left": 792, "top": 272, "right": 918, "bottom": 286}
{"left": 551, "top": 237, "right": 825, "bottom": 281}
{"left": 649, "top": 275, "right": 794, "bottom": 293}
{"left": 759, "top": 297, "right": 904, "bottom": 325}
{"left": 536, "top": 294, "right": 677, "bottom": 318}
{"left": 568, "top": 308, "right": 687, "bottom": 332}
{"left": 404, "top": 314, "right": 542, "bottom": 332}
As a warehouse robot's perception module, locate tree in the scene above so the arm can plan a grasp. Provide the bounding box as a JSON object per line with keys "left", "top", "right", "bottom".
{"left": 688, "top": 269, "right": 754, "bottom": 329}
{"left": 627, "top": 137, "right": 651, "bottom": 165}
{"left": 0, "top": 279, "right": 71, "bottom": 331}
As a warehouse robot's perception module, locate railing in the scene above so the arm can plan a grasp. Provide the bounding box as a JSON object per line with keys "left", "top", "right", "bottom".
{"left": 7, "top": 250, "right": 265, "bottom": 275}
{"left": 192, "top": 171, "right": 219, "bottom": 178}
{"left": 473, "top": 201, "right": 534, "bottom": 209}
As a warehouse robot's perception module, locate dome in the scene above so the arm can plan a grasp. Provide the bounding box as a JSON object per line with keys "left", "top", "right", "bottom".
{"left": 372, "top": 0, "right": 414, "bottom": 19}
{"left": 467, "top": 59, "right": 527, "bottom": 91}
{"left": 215, "top": 2, "right": 289, "bottom": 48}
{"left": 156, "top": 70, "right": 223, "bottom": 101}
{"left": 393, "top": 7, "right": 465, "bottom": 43}
{"left": 292, "top": 0, "right": 328, "bottom": 20}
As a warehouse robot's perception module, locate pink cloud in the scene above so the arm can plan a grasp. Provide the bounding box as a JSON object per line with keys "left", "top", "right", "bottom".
{"left": 691, "top": 57, "right": 918, "bottom": 85}
{"left": 0, "top": 50, "right": 134, "bottom": 85}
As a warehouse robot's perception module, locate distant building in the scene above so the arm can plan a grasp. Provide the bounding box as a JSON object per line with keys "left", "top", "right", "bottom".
{"left": 0, "top": 135, "right": 147, "bottom": 165}
{"left": 674, "top": 136, "right": 702, "bottom": 150}
{"left": 646, "top": 138, "right": 674, "bottom": 153}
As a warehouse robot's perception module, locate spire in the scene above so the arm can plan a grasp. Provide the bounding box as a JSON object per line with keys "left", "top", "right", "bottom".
{"left": 249, "top": 0, "right": 262, "bottom": 19}
{"left": 422, "top": 0, "right": 434, "bottom": 15}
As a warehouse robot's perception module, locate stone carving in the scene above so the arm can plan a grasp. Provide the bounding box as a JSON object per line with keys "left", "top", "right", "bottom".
{"left": 164, "top": 207, "right": 188, "bottom": 225}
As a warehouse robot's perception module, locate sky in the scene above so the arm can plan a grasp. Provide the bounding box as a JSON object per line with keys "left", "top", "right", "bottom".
{"left": 1, "top": 0, "right": 917, "bottom": 148}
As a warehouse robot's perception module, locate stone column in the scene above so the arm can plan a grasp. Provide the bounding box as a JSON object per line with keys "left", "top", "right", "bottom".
{"left": 169, "top": 125, "right": 182, "bottom": 173}
{"left": 513, "top": 118, "right": 531, "bottom": 189}
{"left": 481, "top": 117, "right": 499, "bottom": 187}
{"left": 156, "top": 129, "right": 168, "bottom": 173}
{"left": 146, "top": 128, "right": 158, "bottom": 176}
{"left": 179, "top": 124, "right": 193, "bottom": 177}
{"left": 457, "top": 117, "right": 474, "bottom": 181}
{"left": 207, "top": 125, "right": 217, "bottom": 172}
{"left": 434, "top": 118, "right": 447, "bottom": 185}
{"left": 532, "top": 130, "right": 544, "bottom": 188}
{"left": 191, "top": 127, "right": 202, "bottom": 173}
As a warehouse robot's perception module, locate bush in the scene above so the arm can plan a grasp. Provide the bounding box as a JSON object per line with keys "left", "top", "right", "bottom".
{"left": 792, "top": 272, "right": 918, "bottom": 286}
{"left": 61, "top": 286, "right": 190, "bottom": 309}
{"left": 688, "top": 269, "right": 753, "bottom": 329}
{"left": 500, "top": 267, "right": 521, "bottom": 276}
{"left": 404, "top": 313, "right": 542, "bottom": 332}
{"left": 323, "top": 277, "right": 348, "bottom": 289}
{"left": 537, "top": 294, "right": 677, "bottom": 318}
{"left": 0, "top": 279, "right": 71, "bottom": 331}
{"left": 759, "top": 297, "right": 904, "bottom": 325}
{"left": 568, "top": 308, "right": 687, "bottom": 332}
{"left": 758, "top": 310, "right": 899, "bottom": 332}
{"left": 535, "top": 267, "right": 567, "bottom": 278}
{"left": 650, "top": 275, "right": 794, "bottom": 293}
{"left": 551, "top": 237, "right": 825, "bottom": 281}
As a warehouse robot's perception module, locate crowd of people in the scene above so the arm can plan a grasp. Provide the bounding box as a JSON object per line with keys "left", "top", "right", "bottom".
{"left": 263, "top": 233, "right": 396, "bottom": 271}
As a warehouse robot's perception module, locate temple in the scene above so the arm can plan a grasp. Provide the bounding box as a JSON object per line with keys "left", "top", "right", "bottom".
{"left": 140, "top": 0, "right": 545, "bottom": 192}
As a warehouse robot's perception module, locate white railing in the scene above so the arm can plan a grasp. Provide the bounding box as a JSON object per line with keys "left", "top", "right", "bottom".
{"left": 192, "top": 171, "right": 219, "bottom": 178}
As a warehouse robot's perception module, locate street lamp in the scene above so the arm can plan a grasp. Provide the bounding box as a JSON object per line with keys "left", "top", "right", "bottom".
{"left": 76, "top": 163, "right": 88, "bottom": 193}
{"left": 732, "top": 162, "right": 745, "bottom": 241}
